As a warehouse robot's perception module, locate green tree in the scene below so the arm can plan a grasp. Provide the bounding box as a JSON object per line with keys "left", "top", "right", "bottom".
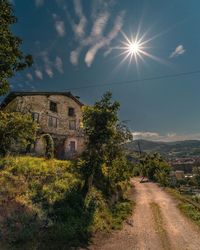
{"left": 0, "top": 0, "right": 33, "bottom": 95}
{"left": 81, "top": 92, "right": 132, "bottom": 194}
{"left": 139, "top": 153, "right": 171, "bottom": 186}
{"left": 192, "top": 167, "right": 200, "bottom": 187}
{"left": 0, "top": 111, "right": 38, "bottom": 156}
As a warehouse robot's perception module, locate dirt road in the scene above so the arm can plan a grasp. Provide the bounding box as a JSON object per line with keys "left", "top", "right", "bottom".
{"left": 89, "top": 179, "right": 200, "bottom": 250}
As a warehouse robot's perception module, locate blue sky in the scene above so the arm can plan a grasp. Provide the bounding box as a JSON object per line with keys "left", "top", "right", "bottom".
{"left": 7, "top": 0, "right": 200, "bottom": 141}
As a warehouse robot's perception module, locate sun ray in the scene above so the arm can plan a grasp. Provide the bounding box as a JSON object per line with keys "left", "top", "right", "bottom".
{"left": 117, "top": 30, "right": 171, "bottom": 68}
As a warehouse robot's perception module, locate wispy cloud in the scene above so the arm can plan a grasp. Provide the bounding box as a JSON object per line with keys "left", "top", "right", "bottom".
{"left": 55, "top": 21, "right": 65, "bottom": 37}
{"left": 85, "top": 12, "right": 125, "bottom": 67}
{"left": 55, "top": 56, "right": 64, "bottom": 73}
{"left": 69, "top": 0, "right": 125, "bottom": 67}
{"left": 70, "top": 0, "right": 87, "bottom": 39}
{"left": 169, "top": 45, "right": 186, "bottom": 58}
{"left": 35, "top": 69, "right": 43, "bottom": 80}
{"left": 26, "top": 73, "right": 33, "bottom": 81}
{"left": 132, "top": 131, "right": 200, "bottom": 142}
{"left": 35, "top": 0, "right": 44, "bottom": 7}
{"left": 41, "top": 52, "right": 54, "bottom": 78}
{"left": 91, "top": 12, "right": 110, "bottom": 37}
{"left": 103, "top": 47, "right": 113, "bottom": 57}
{"left": 45, "top": 66, "right": 53, "bottom": 78}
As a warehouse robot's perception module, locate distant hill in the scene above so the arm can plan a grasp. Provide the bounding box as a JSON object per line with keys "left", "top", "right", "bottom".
{"left": 126, "top": 140, "right": 200, "bottom": 158}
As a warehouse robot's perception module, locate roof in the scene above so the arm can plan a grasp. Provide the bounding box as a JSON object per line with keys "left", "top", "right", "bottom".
{"left": 0, "top": 91, "right": 84, "bottom": 109}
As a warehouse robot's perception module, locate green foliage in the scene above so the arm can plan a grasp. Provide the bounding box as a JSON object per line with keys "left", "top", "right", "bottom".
{"left": 0, "top": 0, "right": 33, "bottom": 95}
{"left": 178, "top": 203, "right": 200, "bottom": 227}
{"left": 0, "top": 111, "right": 38, "bottom": 156}
{"left": 192, "top": 167, "right": 200, "bottom": 187}
{"left": 81, "top": 92, "right": 133, "bottom": 196}
{"left": 0, "top": 157, "right": 83, "bottom": 248}
{"left": 42, "top": 134, "right": 54, "bottom": 159}
{"left": 139, "top": 153, "right": 171, "bottom": 186}
{"left": 0, "top": 156, "right": 133, "bottom": 249}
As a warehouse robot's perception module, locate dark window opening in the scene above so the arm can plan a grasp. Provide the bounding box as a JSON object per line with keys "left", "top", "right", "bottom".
{"left": 32, "top": 112, "right": 39, "bottom": 122}
{"left": 69, "top": 141, "right": 76, "bottom": 152}
{"left": 48, "top": 116, "right": 58, "bottom": 128}
{"left": 50, "top": 101, "right": 57, "bottom": 113}
{"left": 68, "top": 107, "right": 75, "bottom": 117}
{"left": 69, "top": 120, "right": 76, "bottom": 130}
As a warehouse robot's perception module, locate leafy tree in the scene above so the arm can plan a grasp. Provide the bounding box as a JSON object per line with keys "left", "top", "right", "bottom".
{"left": 0, "top": 0, "right": 33, "bottom": 95}
{"left": 0, "top": 111, "right": 38, "bottom": 156}
{"left": 192, "top": 167, "right": 200, "bottom": 187}
{"left": 81, "top": 92, "right": 133, "bottom": 194}
{"left": 139, "top": 153, "right": 171, "bottom": 186}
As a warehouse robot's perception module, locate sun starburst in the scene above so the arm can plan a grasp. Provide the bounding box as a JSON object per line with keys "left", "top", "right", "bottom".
{"left": 117, "top": 30, "right": 168, "bottom": 69}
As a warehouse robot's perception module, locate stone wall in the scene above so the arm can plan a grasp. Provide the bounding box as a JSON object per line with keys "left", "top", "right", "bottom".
{"left": 3, "top": 94, "right": 85, "bottom": 158}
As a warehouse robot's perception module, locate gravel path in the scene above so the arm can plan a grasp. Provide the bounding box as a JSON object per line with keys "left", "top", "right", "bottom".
{"left": 89, "top": 179, "right": 200, "bottom": 250}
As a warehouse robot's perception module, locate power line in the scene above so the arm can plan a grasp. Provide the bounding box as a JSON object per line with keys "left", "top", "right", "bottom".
{"left": 66, "top": 69, "right": 200, "bottom": 91}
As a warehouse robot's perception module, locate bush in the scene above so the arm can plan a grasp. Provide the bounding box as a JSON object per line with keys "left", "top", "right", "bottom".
{"left": 42, "top": 134, "right": 54, "bottom": 159}
{"left": 0, "top": 112, "right": 38, "bottom": 156}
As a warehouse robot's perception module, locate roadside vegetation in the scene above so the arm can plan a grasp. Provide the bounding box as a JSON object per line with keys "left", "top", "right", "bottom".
{"left": 0, "top": 92, "right": 134, "bottom": 249}
{"left": 132, "top": 152, "right": 172, "bottom": 186}
{"left": 0, "top": 156, "right": 133, "bottom": 249}
{"left": 166, "top": 188, "right": 200, "bottom": 228}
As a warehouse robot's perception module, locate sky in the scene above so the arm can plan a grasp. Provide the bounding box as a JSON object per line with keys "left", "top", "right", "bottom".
{"left": 5, "top": 0, "right": 200, "bottom": 141}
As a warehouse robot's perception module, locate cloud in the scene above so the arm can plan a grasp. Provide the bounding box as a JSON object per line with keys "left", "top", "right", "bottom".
{"left": 71, "top": 0, "right": 87, "bottom": 39}
{"left": 91, "top": 12, "right": 110, "bottom": 38}
{"left": 103, "top": 47, "right": 113, "bottom": 57}
{"left": 55, "top": 56, "right": 64, "bottom": 73}
{"left": 41, "top": 52, "right": 54, "bottom": 78}
{"left": 35, "top": 0, "right": 44, "bottom": 7}
{"left": 26, "top": 73, "right": 33, "bottom": 81}
{"left": 69, "top": 0, "right": 125, "bottom": 67}
{"left": 132, "top": 131, "right": 200, "bottom": 142}
{"left": 35, "top": 69, "right": 43, "bottom": 80}
{"left": 45, "top": 66, "right": 54, "bottom": 78}
{"left": 55, "top": 21, "right": 65, "bottom": 37}
{"left": 70, "top": 49, "right": 80, "bottom": 66}
{"left": 85, "top": 11, "right": 125, "bottom": 67}
{"left": 169, "top": 45, "right": 186, "bottom": 58}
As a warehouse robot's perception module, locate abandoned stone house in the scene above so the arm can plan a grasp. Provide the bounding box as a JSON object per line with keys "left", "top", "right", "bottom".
{"left": 0, "top": 91, "right": 85, "bottom": 159}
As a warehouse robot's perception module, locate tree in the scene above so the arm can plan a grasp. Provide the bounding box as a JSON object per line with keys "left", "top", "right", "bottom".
{"left": 0, "top": 0, "right": 33, "bottom": 96}
{"left": 0, "top": 111, "right": 38, "bottom": 156}
{"left": 139, "top": 153, "right": 171, "bottom": 186}
{"left": 81, "top": 92, "right": 132, "bottom": 194}
{"left": 192, "top": 167, "right": 200, "bottom": 187}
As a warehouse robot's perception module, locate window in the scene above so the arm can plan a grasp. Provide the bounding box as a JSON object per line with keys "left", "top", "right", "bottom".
{"left": 50, "top": 101, "right": 57, "bottom": 113}
{"left": 69, "top": 120, "right": 76, "bottom": 130}
{"left": 31, "top": 112, "right": 39, "bottom": 122}
{"left": 69, "top": 141, "right": 76, "bottom": 152}
{"left": 68, "top": 107, "right": 75, "bottom": 117}
{"left": 48, "top": 116, "right": 58, "bottom": 128}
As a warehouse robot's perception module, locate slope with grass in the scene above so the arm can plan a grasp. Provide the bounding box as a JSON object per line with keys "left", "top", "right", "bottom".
{"left": 0, "top": 156, "right": 132, "bottom": 249}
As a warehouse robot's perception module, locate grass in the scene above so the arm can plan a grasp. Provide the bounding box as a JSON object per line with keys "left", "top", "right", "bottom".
{"left": 150, "top": 202, "right": 171, "bottom": 250}
{"left": 166, "top": 188, "right": 200, "bottom": 228}
{"left": 0, "top": 156, "right": 133, "bottom": 249}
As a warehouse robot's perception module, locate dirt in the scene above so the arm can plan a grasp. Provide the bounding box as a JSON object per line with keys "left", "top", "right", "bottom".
{"left": 88, "top": 179, "right": 200, "bottom": 250}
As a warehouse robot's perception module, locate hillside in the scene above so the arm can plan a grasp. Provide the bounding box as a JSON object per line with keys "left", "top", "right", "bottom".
{"left": 126, "top": 140, "right": 200, "bottom": 158}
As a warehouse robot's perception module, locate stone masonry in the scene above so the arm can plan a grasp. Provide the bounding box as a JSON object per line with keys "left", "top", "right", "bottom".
{"left": 0, "top": 92, "right": 85, "bottom": 159}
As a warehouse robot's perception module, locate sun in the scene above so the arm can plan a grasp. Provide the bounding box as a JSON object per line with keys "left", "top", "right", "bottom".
{"left": 128, "top": 41, "right": 141, "bottom": 55}
{"left": 116, "top": 30, "right": 168, "bottom": 69}
{"left": 118, "top": 32, "right": 146, "bottom": 65}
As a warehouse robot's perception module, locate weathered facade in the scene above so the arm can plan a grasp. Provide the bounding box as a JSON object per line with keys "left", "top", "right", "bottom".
{"left": 0, "top": 91, "right": 85, "bottom": 159}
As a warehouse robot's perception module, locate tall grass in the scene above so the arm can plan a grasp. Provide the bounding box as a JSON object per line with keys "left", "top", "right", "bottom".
{"left": 0, "top": 156, "right": 133, "bottom": 249}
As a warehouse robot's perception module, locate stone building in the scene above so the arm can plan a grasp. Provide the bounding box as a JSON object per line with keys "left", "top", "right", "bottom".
{"left": 0, "top": 91, "right": 85, "bottom": 159}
